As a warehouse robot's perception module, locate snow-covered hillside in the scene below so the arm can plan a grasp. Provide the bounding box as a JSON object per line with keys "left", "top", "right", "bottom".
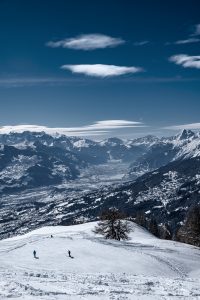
{"left": 0, "top": 222, "right": 200, "bottom": 299}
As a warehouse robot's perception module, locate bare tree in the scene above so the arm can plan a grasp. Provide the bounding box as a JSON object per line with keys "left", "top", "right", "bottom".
{"left": 94, "top": 208, "right": 132, "bottom": 241}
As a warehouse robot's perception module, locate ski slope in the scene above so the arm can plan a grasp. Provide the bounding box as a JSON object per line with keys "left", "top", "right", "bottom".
{"left": 0, "top": 222, "right": 200, "bottom": 299}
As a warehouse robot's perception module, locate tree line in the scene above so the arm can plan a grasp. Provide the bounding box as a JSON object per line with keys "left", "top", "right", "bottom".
{"left": 74, "top": 205, "right": 200, "bottom": 247}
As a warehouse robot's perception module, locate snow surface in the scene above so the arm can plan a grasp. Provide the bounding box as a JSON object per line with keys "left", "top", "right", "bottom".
{"left": 0, "top": 222, "right": 200, "bottom": 299}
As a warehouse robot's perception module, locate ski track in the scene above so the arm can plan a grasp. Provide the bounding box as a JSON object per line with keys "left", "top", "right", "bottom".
{"left": 1, "top": 271, "right": 200, "bottom": 300}
{"left": 0, "top": 223, "right": 200, "bottom": 299}
{"left": 82, "top": 232, "right": 187, "bottom": 278}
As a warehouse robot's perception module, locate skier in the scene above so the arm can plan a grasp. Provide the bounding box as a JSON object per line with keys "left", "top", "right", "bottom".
{"left": 33, "top": 250, "right": 36, "bottom": 258}
{"left": 68, "top": 250, "right": 71, "bottom": 257}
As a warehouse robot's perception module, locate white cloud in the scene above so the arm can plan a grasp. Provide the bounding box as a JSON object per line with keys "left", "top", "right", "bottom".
{"left": 175, "top": 38, "right": 200, "bottom": 44}
{"left": 133, "top": 41, "right": 149, "bottom": 46}
{"left": 88, "top": 120, "right": 142, "bottom": 129}
{"left": 168, "top": 24, "right": 200, "bottom": 45}
{"left": 164, "top": 123, "right": 200, "bottom": 130}
{"left": 1, "top": 75, "right": 200, "bottom": 88}
{"left": 169, "top": 54, "right": 200, "bottom": 69}
{"left": 61, "top": 64, "right": 143, "bottom": 77}
{"left": 0, "top": 120, "right": 144, "bottom": 137}
{"left": 47, "top": 34, "right": 125, "bottom": 50}
{"left": 0, "top": 77, "right": 78, "bottom": 88}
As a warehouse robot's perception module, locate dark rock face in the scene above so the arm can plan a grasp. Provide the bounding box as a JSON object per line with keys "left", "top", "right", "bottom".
{"left": 178, "top": 129, "right": 195, "bottom": 140}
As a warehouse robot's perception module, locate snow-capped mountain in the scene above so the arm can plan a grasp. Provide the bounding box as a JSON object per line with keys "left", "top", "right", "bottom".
{"left": 0, "top": 131, "right": 160, "bottom": 195}
{"left": 1, "top": 129, "right": 200, "bottom": 186}
{"left": 0, "top": 131, "right": 157, "bottom": 164}
{"left": 127, "top": 129, "right": 200, "bottom": 178}
{"left": 0, "top": 143, "right": 86, "bottom": 194}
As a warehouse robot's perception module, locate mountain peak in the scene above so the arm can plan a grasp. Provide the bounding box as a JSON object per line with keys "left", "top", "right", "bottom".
{"left": 178, "top": 129, "right": 195, "bottom": 140}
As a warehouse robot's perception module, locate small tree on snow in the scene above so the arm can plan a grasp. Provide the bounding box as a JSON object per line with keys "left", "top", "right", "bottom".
{"left": 93, "top": 208, "right": 132, "bottom": 241}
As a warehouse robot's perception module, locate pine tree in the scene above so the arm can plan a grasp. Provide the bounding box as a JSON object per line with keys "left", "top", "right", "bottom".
{"left": 176, "top": 205, "right": 200, "bottom": 246}
{"left": 135, "top": 212, "right": 147, "bottom": 228}
{"left": 94, "top": 208, "right": 132, "bottom": 241}
{"left": 159, "top": 223, "right": 172, "bottom": 240}
{"left": 148, "top": 218, "right": 159, "bottom": 237}
{"left": 186, "top": 206, "right": 200, "bottom": 234}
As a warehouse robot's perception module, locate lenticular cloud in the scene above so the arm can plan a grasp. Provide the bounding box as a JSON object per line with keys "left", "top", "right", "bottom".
{"left": 61, "top": 64, "right": 143, "bottom": 77}
{"left": 47, "top": 34, "right": 125, "bottom": 50}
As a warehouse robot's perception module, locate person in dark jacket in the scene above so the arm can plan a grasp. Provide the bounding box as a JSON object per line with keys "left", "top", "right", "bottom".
{"left": 33, "top": 250, "right": 36, "bottom": 258}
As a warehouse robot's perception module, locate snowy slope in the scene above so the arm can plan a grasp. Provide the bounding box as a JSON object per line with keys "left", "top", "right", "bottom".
{"left": 0, "top": 222, "right": 200, "bottom": 299}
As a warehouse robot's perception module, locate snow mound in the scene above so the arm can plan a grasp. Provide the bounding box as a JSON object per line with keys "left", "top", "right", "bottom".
{"left": 0, "top": 222, "right": 200, "bottom": 299}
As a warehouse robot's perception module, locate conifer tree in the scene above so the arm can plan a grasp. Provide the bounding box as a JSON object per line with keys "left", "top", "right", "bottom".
{"left": 94, "top": 208, "right": 132, "bottom": 241}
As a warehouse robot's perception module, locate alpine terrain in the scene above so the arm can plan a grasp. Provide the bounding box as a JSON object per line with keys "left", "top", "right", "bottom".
{"left": 0, "top": 222, "right": 200, "bottom": 299}
{"left": 0, "top": 130, "right": 200, "bottom": 241}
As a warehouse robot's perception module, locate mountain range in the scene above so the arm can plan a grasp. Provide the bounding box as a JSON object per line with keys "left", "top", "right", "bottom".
{"left": 0, "top": 129, "right": 200, "bottom": 239}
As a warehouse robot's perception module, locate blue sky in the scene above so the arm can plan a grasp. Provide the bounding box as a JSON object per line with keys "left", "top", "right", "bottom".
{"left": 0, "top": 0, "right": 200, "bottom": 138}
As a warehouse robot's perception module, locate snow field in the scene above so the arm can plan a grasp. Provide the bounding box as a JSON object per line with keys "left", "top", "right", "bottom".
{"left": 0, "top": 222, "right": 200, "bottom": 299}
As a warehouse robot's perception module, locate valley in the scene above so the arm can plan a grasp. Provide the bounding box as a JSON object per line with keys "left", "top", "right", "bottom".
{"left": 0, "top": 130, "right": 200, "bottom": 241}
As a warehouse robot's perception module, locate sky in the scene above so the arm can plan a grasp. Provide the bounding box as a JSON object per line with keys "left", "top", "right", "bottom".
{"left": 0, "top": 0, "right": 200, "bottom": 139}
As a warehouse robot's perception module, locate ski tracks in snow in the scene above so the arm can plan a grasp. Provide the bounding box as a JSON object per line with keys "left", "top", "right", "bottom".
{"left": 0, "top": 270, "right": 200, "bottom": 300}
{"left": 82, "top": 232, "right": 187, "bottom": 278}
{"left": 0, "top": 225, "right": 200, "bottom": 299}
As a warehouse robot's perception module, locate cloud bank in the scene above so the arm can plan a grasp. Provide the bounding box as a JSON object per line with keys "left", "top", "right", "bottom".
{"left": 47, "top": 34, "right": 125, "bottom": 50}
{"left": 0, "top": 75, "right": 200, "bottom": 88}
{"left": 61, "top": 64, "right": 143, "bottom": 77}
{"left": 169, "top": 54, "right": 200, "bottom": 69}
{"left": 175, "top": 38, "right": 200, "bottom": 45}
{"left": 164, "top": 123, "right": 200, "bottom": 130}
{"left": 0, "top": 120, "right": 144, "bottom": 137}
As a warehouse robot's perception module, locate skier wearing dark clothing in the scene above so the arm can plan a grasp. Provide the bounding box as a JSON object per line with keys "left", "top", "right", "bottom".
{"left": 33, "top": 250, "right": 36, "bottom": 258}
{"left": 67, "top": 250, "right": 74, "bottom": 258}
